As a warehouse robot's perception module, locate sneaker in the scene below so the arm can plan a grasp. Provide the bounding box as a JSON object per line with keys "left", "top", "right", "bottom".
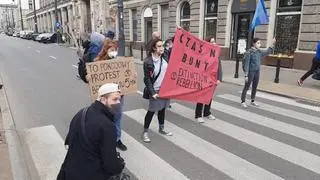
{"left": 196, "top": 117, "right": 205, "bottom": 123}
{"left": 141, "top": 132, "right": 151, "bottom": 143}
{"left": 297, "top": 79, "right": 303, "bottom": 87}
{"left": 251, "top": 101, "right": 259, "bottom": 107}
{"left": 159, "top": 129, "right": 173, "bottom": 136}
{"left": 116, "top": 140, "right": 127, "bottom": 151}
{"left": 241, "top": 102, "right": 248, "bottom": 108}
{"left": 205, "top": 114, "right": 216, "bottom": 120}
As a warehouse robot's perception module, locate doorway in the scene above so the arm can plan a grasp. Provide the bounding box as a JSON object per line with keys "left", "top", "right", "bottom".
{"left": 230, "top": 13, "right": 254, "bottom": 59}
{"left": 145, "top": 17, "right": 153, "bottom": 44}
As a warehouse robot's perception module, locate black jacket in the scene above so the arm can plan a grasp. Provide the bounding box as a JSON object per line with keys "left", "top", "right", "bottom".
{"left": 143, "top": 55, "right": 168, "bottom": 97}
{"left": 58, "top": 101, "right": 124, "bottom": 180}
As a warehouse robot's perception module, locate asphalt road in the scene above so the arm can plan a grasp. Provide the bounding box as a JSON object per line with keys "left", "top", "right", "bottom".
{"left": 1, "top": 34, "right": 320, "bottom": 180}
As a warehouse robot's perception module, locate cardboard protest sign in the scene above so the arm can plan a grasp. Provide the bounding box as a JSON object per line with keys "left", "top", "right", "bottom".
{"left": 159, "top": 28, "right": 220, "bottom": 104}
{"left": 86, "top": 57, "right": 138, "bottom": 101}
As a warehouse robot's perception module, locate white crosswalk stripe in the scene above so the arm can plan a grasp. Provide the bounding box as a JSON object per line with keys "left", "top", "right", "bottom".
{"left": 120, "top": 131, "right": 190, "bottom": 180}
{"left": 210, "top": 101, "right": 320, "bottom": 145}
{"left": 120, "top": 91, "right": 320, "bottom": 179}
{"left": 169, "top": 102, "right": 320, "bottom": 175}
{"left": 243, "top": 91, "right": 320, "bottom": 112}
{"left": 218, "top": 94, "right": 320, "bottom": 126}
{"left": 124, "top": 109, "right": 284, "bottom": 180}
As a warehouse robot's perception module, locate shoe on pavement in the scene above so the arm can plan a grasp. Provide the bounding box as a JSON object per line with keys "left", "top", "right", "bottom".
{"left": 196, "top": 117, "right": 205, "bottom": 123}
{"left": 297, "top": 79, "right": 303, "bottom": 87}
{"left": 116, "top": 140, "right": 127, "bottom": 151}
{"left": 159, "top": 129, "right": 173, "bottom": 136}
{"left": 251, "top": 101, "right": 259, "bottom": 107}
{"left": 205, "top": 114, "right": 216, "bottom": 120}
{"left": 241, "top": 102, "right": 248, "bottom": 108}
{"left": 141, "top": 132, "right": 151, "bottom": 143}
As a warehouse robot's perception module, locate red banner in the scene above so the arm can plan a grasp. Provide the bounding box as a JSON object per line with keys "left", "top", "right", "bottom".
{"left": 159, "top": 28, "right": 220, "bottom": 104}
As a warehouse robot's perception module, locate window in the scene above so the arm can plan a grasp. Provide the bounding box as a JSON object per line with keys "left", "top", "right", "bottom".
{"left": 180, "top": 2, "right": 190, "bottom": 31}
{"left": 132, "top": 9, "right": 138, "bottom": 41}
{"left": 278, "top": 0, "right": 302, "bottom": 12}
{"left": 274, "top": 0, "right": 302, "bottom": 55}
{"left": 204, "top": 0, "right": 218, "bottom": 38}
{"left": 161, "top": 4, "right": 169, "bottom": 40}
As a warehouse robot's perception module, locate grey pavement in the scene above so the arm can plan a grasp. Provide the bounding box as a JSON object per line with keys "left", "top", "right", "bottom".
{"left": 0, "top": 34, "right": 320, "bottom": 180}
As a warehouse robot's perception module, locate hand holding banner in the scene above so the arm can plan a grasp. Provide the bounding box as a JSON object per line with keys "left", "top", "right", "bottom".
{"left": 159, "top": 29, "right": 220, "bottom": 104}
{"left": 86, "top": 57, "right": 138, "bottom": 101}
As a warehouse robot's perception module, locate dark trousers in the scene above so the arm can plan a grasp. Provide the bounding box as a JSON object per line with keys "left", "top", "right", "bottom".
{"left": 300, "top": 57, "right": 320, "bottom": 81}
{"left": 144, "top": 108, "right": 165, "bottom": 129}
{"left": 241, "top": 71, "right": 260, "bottom": 103}
{"left": 195, "top": 101, "right": 212, "bottom": 118}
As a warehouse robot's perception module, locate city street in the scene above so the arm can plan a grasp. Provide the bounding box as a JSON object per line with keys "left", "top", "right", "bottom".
{"left": 0, "top": 34, "right": 320, "bottom": 179}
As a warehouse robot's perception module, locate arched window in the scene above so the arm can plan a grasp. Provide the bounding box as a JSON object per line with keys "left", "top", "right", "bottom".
{"left": 204, "top": 0, "right": 218, "bottom": 38}
{"left": 180, "top": 1, "right": 190, "bottom": 31}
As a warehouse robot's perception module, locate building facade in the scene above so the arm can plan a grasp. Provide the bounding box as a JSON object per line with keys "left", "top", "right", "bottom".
{"left": 111, "top": 0, "right": 319, "bottom": 70}
{"left": 25, "top": 0, "right": 320, "bottom": 70}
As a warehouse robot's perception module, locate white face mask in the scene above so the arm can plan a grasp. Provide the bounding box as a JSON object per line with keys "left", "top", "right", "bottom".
{"left": 108, "top": 51, "right": 117, "bottom": 58}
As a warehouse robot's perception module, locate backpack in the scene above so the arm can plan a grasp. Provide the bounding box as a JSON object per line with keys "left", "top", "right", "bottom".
{"left": 78, "top": 53, "right": 90, "bottom": 83}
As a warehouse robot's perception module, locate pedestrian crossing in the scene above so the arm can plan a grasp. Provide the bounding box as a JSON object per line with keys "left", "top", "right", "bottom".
{"left": 119, "top": 91, "right": 320, "bottom": 180}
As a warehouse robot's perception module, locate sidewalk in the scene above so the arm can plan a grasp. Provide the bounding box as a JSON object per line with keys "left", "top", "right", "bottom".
{"left": 134, "top": 59, "right": 320, "bottom": 105}
{"left": 220, "top": 60, "right": 320, "bottom": 105}
{"left": 0, "top": 114, "right": 14, "bottom": 180}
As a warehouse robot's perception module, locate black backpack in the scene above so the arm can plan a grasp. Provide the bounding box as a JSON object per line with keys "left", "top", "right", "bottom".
{"left": 78, "top": 53, "right": 90, "bottom": 83}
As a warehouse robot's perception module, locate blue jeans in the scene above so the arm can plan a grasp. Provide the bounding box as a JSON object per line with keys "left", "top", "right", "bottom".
{"left": 115, "top": 96, "right": 124, "bottom": 142}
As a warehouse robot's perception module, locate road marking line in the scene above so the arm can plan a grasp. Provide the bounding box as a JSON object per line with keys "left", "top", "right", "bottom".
{"left": 219, "top": 94, "right": 320, "bottom": 126}
{"left": 36, "top": 50, "right": 40, "bottom": 53}
{"left": 72, "top": 65, "right": 78, "bottom": 69}
{"left": 170, "top": 102, "right": 320, "bottom": 175}
{"left": 124, "top": 109, "right": 284, "bottom": 180}
{"left": 121, "top": 131, "right": 190, "bottom": 180}
{"left": 49, "top": 56, "right": 57, "bottom": 60}
{"left": 211, "top": 101, "right": 320, "bottom": 145}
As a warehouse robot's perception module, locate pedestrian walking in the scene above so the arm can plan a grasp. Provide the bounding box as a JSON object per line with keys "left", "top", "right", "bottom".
{"left": 195, "top": 36, "right": 222, "bottom": 123}
{"left": 57, "top": 83, "right": 125, "bottom": 180}
{"left": 142, "top": 38, "right": 172, "bottom": 143}
{"left": 297, "top": 41, "right": 320, "bottom": 86}
{"left": 241, "top": 38, "right": 276, "bottom": 108}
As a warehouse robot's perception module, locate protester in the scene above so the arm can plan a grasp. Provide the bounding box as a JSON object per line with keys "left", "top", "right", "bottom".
{"left": 92, "top": 38, "right": 127, "bottom": 151}
{"left": 163, "top": 37, "right": 173, "bottom": 62}
{"left": 142, "top": 39, "right": 172, "bottom": 143}
{"left": 195, "top": 36, "right": 222, "bottom": 123}
{"left": 241, "top": 38, "right": 276, "bottom": 108}
{"left": 105, "top": 30, "right": 115, "bottom": 40}
{"left": 57, "top": 83, "right": 125, "bottom": 180}
{"left": 146, "top": 31, "right": 161, "bottom": 56}
{"left": 297, "top": 41, "right": 320, "bottom": 86}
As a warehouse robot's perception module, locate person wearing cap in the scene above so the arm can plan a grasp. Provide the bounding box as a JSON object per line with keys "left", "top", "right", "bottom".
{"left": 58, "top": 83, "right": 125, "bottom": 180}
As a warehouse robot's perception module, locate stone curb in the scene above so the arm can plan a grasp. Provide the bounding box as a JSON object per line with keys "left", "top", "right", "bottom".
{"left": 0, "top": 75, "right": 31, "bottom": 180}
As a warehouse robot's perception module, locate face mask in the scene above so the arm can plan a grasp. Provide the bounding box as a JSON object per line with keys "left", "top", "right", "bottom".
{"left": 108, "top": 51, "right": 117, "bottom": 58}
{"left": 108, "top": 103, "right": 121, "bottom": 115}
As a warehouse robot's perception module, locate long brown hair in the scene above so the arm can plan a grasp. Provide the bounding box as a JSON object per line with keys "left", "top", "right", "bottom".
{"left": 148, "top": 38, "right": 163, "bottom": 57}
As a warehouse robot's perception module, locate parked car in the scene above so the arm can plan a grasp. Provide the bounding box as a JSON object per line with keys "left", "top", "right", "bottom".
{"left": 35, "top": 33, "right": 49, "bottom": 42}
{"left": 42, "top": 33, "right": 63, "bottom": 43}
{"left": 25, "top": 31, "right": 34, "bottom": 40}
{"left": 32, "top": 33, "right": 40, "bottom": 41}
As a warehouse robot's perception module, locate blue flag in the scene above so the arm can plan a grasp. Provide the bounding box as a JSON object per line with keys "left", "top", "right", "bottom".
{"left": 250, "top": 0, "right": 269, "bottom": 31}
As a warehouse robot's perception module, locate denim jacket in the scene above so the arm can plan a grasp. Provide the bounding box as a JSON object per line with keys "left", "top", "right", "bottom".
{"left": 243, "top": 47, "right": 273, "bottom": 76}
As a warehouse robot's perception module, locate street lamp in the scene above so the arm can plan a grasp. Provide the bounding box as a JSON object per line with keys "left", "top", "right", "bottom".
{"left": 117, "top": 0, "right": 125, "bottom": 56}
{"left": 33, "top": 0, "right": 38, "bottom": 33}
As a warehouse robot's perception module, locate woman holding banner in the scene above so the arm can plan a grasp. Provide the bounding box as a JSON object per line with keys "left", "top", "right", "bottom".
{"left": 195, "top": 36, "right": 222, "bottom": 123}
{"left": 142, "top": 39, "right": 173, "bottom": 143}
